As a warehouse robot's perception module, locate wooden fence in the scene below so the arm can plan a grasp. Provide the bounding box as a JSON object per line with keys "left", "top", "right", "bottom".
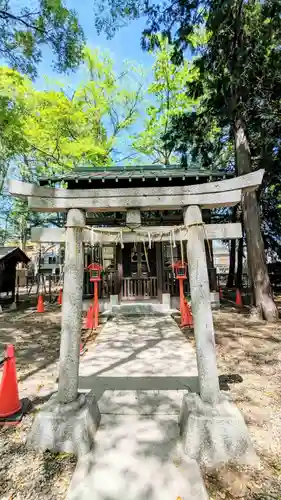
{"left": 121, "top": 277, "right": 158, "bottom": 300}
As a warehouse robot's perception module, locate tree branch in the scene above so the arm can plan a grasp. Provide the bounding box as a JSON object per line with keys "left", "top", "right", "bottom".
{"left": 115, "top": 152, "right": 138, "bottom": 163}
{"left": 0, "top": 9, "right": 46, "bottom": 35}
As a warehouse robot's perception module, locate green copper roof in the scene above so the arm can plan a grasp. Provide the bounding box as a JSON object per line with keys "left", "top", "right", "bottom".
{"left": 39, "top": 164, "right": 232, "bottom": 182}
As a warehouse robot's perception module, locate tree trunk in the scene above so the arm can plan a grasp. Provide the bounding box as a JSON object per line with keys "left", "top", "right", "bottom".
{"left": 227, "top": 240, "right": 236, "bottom": 288}
{"left": 235, "top": 205, "right": 243, "bottom": 290}
{"left": 234, "top": 118, "right": 278, "bottom": 321}
{"left": 226, "top": 206, "right": 237, "bottom": 288}
{"left": 235, "top": 237, "right": 243, "bottom": 290}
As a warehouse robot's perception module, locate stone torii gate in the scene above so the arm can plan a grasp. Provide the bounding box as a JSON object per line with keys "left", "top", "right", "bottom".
{"left": 9, "top": 169, "right": 263, "bottom": 466}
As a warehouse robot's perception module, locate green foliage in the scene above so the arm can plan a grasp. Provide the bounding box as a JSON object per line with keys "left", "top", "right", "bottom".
{"left": 79, "top": 48, "right": 145, "bottom": 162}
{"left": 0, "top": 67, "right": 31, "bottom": 191}
{"left": 0, "top": 0, "right": 85, "bottom": 78}
{"left": 96, "top": 0, "right": 281, "bottom": 317}
{"left": 23, "top": 48, "right": 144, "bottom": 172}
{"left": 0, "top": 48, "right": 145, "bottom": 243}
{"left": 24, "top": 86, "right": 109, "bottom": 174}
{"left": 132, "top": 35, "right": 198, "bottom": 165}
{"left": 100, "top": 0, "right": 281, "bottom": 241}
{"left": 0, "top": 48, "right": 144, "bottom": 188}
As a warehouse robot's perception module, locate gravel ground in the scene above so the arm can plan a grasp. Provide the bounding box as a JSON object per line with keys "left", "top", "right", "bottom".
{"left": 0, "top": 304, "right": 281, "bottom": 499}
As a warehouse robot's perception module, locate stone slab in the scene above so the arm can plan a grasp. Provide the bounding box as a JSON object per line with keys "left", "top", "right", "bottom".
{"left": 69, "top": 315, "right": 208, "bottom": 499}
{"left": 67, "top": 414, "right": 209, "bottom": 500}
{"left": 97, "top": 389, "right": 188, "bottom": 415}
{"left": 79, "top": 316, "right": 198, "bottom": 380}
{"left": 27, "top": 391, "right": 101, "bottom": 457}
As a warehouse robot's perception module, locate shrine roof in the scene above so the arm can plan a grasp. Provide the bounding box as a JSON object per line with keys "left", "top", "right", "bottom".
{"left": 0, "top": 247, "right": 30, "bottom": 264}
{"left": 39, "top": 165, "right": 233, "bottom": 189}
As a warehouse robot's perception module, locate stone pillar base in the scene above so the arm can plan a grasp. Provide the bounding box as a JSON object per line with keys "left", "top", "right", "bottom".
{"left": 162, "top": 293, "right": 171, "bottom": 310}
{"left": 210, "top": 291, "right": 220, "bottom": 310}
{"left": 110, "top": 294, "right": 119, "bottom": 308}
{"left": 179, "top": 392, "right": 257, "bottom": 468}
{"left": 27, "top": 391, "right": 100, "bottom": 457}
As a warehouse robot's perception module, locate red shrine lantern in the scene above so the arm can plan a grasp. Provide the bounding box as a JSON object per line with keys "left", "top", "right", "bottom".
{"left": 87, "top": 263, "right": 103, "bottom": 282}
{"left": 171, "top": 261, "right": 187, "bottom": 280}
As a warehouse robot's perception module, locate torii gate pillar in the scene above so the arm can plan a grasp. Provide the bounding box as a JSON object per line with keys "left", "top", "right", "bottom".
{"left": 179, "top": 205, "right": 257, "bottom": 467}
{"left": 27, "top": 209, "right": 100, "bottom": 456}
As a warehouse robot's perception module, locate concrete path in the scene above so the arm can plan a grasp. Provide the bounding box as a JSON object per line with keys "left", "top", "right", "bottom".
{"left": 68, "top": 315, "right": 209, "bottom": 500}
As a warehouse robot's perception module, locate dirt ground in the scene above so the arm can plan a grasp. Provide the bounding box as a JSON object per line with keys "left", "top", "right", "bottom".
{"left": 206, "top": 307, "right": 281, "bottom": 500}
{"left": 0, "top": 304, "right": 280, "bottom": 499}
{"left": 0, "top": 305, "right": 100, "bottom": 500}
{"left": 0, "top": 306, "right": 74, "bottom": 500}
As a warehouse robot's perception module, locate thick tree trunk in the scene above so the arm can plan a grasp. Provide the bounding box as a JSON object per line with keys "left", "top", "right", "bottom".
{"left": 234, "top": 118, "right": 278, "bottom": 321}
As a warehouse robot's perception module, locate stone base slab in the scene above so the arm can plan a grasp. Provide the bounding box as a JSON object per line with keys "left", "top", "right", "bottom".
{"left": 111, "top": 303, "right": 170, "bottom": 316}
{"left": 179, "top": 392, "right": 258, "bottom": 468}
{"left": 67, "top": 414, "right": 209, "bottom": 500}
{"left": 210, "top": 291, "right": 220, "bottom": 310}
{"left": 27, "top": 391, "right": 100, "bottom": 457}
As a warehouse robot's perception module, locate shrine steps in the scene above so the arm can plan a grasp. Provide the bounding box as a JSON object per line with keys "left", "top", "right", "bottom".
{"left": 111, "top": 301, "right": 171, "bottom": 316}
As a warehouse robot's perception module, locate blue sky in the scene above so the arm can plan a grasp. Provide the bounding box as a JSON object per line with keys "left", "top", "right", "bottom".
{"left": 34, "top": 1, "right": 155, "bottom": 163}
{"left": 36, "top": 1, "right": 153, "bottom": 90}
{"left": 1, "top": 2, "right": 155, "bottom": 223}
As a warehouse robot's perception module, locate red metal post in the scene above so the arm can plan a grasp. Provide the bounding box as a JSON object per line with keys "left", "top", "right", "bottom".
{"left": 93, "top": 281, "right": 99, "bottom": 329}
{"left": 179, "top": 279, "right": 185, "bottom": 322}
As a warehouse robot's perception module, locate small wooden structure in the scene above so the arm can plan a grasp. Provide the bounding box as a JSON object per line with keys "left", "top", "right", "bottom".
{"left": 0, "top": 247, "right": 30, "bottom": 304}
{"left": 34, "top": 165, "right": 235, "bottom": 301}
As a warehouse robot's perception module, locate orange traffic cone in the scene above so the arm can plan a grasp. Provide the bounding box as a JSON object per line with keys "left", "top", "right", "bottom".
{"left": 58, "top": 288, "right": 63, "bottom": 305}
{"left": 236, "top": 289, "right": 243, "bottom": 306}
{"left": 85, "top": 304, "right": 94, "bottom": 329}
{"left": 0, "top": 345, "right": 31, "bottom": 425}
{"left": 37, "top": 294, "right": 45, "bottom": 313}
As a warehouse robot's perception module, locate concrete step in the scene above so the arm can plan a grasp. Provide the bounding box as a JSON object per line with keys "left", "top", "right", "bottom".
{"left": 67, "top": 414, "right": 209, "bottom": 500}
{"left": 112, "top": 302, "right": 169, "bottom": 316}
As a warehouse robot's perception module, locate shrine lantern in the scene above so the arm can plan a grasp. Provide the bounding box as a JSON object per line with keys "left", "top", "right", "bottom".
{"left": 172, "top": 261, "right": 187, "bottom": 280}
{"left": 87, "top": 263, "right": 103, "bottom": 282}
